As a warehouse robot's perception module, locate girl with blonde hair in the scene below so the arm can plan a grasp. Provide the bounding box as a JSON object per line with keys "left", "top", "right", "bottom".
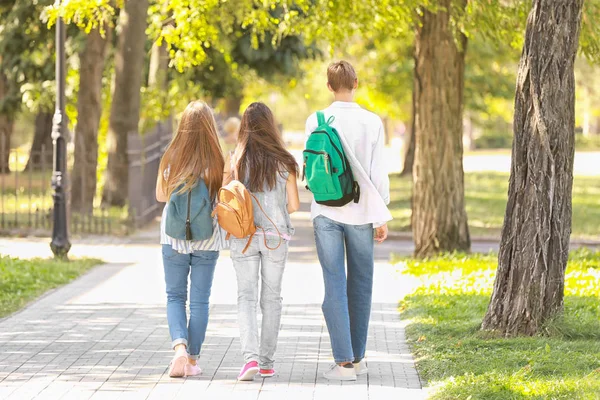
{"left": 156, "top": 100, "right": 225, "bottom": 377}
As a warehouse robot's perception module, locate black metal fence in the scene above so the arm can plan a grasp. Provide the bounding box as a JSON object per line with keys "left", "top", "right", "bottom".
{"left": 0, "top": 120, "right": 172, "bottom": 236}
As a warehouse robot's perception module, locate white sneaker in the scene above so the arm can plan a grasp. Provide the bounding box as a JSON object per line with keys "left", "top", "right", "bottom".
{"left": 323, "top": 364, "right": 357, "bottom": 381}
{"left": 353, "top": 359, "right": 368, "bottom": 376}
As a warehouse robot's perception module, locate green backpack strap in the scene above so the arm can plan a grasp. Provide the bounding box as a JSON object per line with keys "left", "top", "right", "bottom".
{"left": 317, "top": 111, "right": 326, "bottom": 126}
{"left": 316, "top": 111, "right": 335, "bottom": 126}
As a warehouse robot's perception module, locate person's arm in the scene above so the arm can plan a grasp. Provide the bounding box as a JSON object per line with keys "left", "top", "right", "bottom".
{"left": 286, "top": 173, "right": 300, "bottom": 214}
{"left": 370, "top": 119, "right": 390, "bottom": 205}
{"left": 370, "top": 119, "right": 391, "bottom": 230}
{"left": 156, "top": 167, "right": 168, "bottom": 203}
{"left": 374, "top": 224, "right": 388, "bottom": 244}
{"left": 223, "top": 152, "right": 233, "bottom": 186}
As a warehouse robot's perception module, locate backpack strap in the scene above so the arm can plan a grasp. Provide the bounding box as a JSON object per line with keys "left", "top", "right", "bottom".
{"left": 242, "top": 232, "right": 256, "bottom": 254}
{"left": 316, "top": 111, "right": 335, "bottom": 126}
{"left": 249, "top": 192, "right": 282, "bottom": 251}
{"left": 317, "top": 111, "right": 326, "bottom": 126}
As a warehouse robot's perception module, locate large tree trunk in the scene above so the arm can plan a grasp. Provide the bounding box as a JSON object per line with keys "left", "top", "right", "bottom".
{"left": 0, "top": 72, "right": 12, "bottom": 174}
{"left": 482, "top": 0, "right": 583, "bottom": 336}
{"left": 102, "top": 0, "right": 149, "bottom": 207}
{"left": 71, "top": 28, "right": 110, "bottom": 213}
{"left": 412, "top": 0, "right": 470, "bottom": 257}
{"left": 401, "top": 67, "right": 416, "bottom": 177}
{"left": 24, "top": 111, "right": 53, "bottom": 171}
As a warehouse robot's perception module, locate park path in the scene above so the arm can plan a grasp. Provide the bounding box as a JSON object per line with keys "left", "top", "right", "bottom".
{"left": 0, "top": 188, "right": 472, "bottom": 400}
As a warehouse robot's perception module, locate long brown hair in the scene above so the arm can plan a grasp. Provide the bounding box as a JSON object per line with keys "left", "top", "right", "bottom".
{"left": 235, "top": 102, "right": 298, "bottom": 192}
{"left": 158, "top": 101, "right": 224, "bottom": 199}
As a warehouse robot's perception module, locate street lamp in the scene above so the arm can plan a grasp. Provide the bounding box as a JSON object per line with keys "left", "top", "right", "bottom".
{"left": 50, "top": 15, "right": 71, "bottom": 259}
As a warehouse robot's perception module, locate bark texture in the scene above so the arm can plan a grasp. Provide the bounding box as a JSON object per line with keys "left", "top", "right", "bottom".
{"left": 482, "top": 0, "right": 584, "bottom": 336}
{"left": 102, "top": 0, "right": 149, "bottom": 207}
{"left": 412, "top": 0, "right": 470, "bottom": 257}
{"left": 72, "top": 28, "right": 110, "bottom": 212}
{"left": 25, "top": 111, "right": 53, "bottom": 171}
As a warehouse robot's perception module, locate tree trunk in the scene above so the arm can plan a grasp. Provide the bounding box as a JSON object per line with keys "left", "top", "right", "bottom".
{"left": 148, "top": 39, "right": 169, "bottom": 89}
{"left": 24, "top": 111, "right": 53, "bottom": 171}
{"left": 593, "top": 116, "right": 600, "bottom": 135}
{"left": 223, "top": 94, "right": 242, "bottom": 118}
{"left": 102, "top": 0, "right": 149, "bottom": 207}
{"left": 0, "top": 118, "right": 12, "bottom": 174}
{"left": 0, "top": 72, "right": 12, "bottom": 174}
{"left": 412, "top": 0, "right": 470, "bottom": 257}
{"left": 482, "top": 0, "right": 583, "bottom": 336}
{"left": 401, "top": 69, "right": 416, "bottom": 177}
{"left": 71, "top": 28, "right": 110, "bottom": 213}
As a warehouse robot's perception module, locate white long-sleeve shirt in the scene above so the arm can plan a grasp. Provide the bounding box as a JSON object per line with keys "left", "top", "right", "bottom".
{"left": 305, "top": 101, "right": 392, "bottom": 228}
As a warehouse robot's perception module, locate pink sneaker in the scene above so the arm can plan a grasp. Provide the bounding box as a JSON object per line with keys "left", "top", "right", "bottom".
{"left": 237, "top": 361, "right": 259, "bottom": 381}
{"left": 260, "top": 368, "right": 275, "bottom": 377}
{"left": 184, "top": 363, "right": 202, "bottom": 377}
{"left": 168, "top": 348, "right": 188, "bottom": 378}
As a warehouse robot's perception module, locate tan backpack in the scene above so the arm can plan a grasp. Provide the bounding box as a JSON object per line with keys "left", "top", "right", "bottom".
{"left": 213, "top": 178, "right": 282, "bottom": 254}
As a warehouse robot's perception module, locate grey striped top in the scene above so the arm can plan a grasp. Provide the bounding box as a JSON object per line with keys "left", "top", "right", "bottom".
{"left": 159, "top": 203, "right": 228, "bottom": 252}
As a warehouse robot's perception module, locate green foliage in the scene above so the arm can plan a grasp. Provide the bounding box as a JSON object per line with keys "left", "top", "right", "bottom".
{"left": 232, "top": 31, "right": 321, "bottom": 80}
{"left": 0, "top": 0, "right": 56, "bottom": 117}
{"left": 473, "top": 131, "right": 513, "bottom": 149}
{"left": 43, "top": 0, "right": 117, "bottom": 35}
{"left": 398, "top": 251, "right": 600, "bottom": 399}
{"left": 0, "top": 255, "right": 101, "bottom": 317}
{"left": 576, "top": 134, "right": 600, "bottom": 150}
{"left": 580, "top": 0, "right": 600, "bottom": 63}
{"left": 388, "top": 171, "right": 600, "bottom": 239}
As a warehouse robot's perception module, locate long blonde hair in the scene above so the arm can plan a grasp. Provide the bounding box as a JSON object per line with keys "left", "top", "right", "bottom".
{"left": 159, "top": 101, "right": 224, "bottom": 199}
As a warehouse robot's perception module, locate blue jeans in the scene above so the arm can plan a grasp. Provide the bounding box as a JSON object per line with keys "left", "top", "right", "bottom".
{"left": 162, "top": 245, "right": 218, "bottom": 359}
{"left": 313, "top": 215, "right": 374, "bottom": 364}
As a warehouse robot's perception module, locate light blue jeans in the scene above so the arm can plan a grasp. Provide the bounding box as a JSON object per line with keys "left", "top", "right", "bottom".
{"left": 231, "top": 236, "right": 289, "bottom": 369}
{"left": 313, "top": 215, "right": 374, "bottom": 364}
{"left": 162, "top": 245, "right": 218, "bottom": 359}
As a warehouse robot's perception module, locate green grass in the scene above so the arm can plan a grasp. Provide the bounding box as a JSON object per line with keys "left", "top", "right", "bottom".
{"left": 397, "top": 249, "right": 600, "bottom": 400}
{"left": 389, "top": 172, "right": 600, "bottom": 240}
{"left": 0, "top": 256, "right": 102, "bottom": 318}
{"left": 576, "top": 135, "right": 600, "bottom": 151}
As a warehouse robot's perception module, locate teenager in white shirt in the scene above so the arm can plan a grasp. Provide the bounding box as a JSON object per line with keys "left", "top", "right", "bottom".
{"left": 305, "top": 61, "right": 392, "bottom": 381}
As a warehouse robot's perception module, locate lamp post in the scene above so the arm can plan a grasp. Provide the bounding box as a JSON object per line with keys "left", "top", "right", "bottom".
{"left": 50, "top": 15, "right": 71, "bottom": 259}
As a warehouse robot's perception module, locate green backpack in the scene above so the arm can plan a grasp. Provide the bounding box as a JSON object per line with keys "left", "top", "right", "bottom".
{"left": 303, "top": 111, "right": 360, "bottom": 206}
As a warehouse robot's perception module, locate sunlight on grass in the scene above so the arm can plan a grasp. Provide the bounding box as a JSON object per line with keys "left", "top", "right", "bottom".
{"left": 0, "top": 256, "right": 102, "bottom": 317}
{"left": 389, "top": 172, "right": 600, "bottom": 239}
{"left": 398, "top": 249, "right": 600, "bottom": 400}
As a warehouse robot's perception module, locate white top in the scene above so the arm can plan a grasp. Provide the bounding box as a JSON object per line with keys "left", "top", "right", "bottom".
{"left": 305, "top": 101, "right": 392, "bottom": 228}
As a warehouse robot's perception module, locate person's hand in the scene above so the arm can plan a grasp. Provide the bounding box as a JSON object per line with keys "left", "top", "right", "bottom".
{"left": 374, "top": 224, "right": 388, "bottom": 244}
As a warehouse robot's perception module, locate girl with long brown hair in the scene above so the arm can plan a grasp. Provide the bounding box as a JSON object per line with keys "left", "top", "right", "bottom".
{"left": 156, "top": 101, "right": 225, "bottom": 378}
{"left": 225, "top": 102, "right": 300, "bottom": 381}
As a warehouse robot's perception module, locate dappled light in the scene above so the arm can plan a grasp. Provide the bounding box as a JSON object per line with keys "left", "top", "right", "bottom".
{"left": 398, "top": 250, "right": 600, "bottom": 399}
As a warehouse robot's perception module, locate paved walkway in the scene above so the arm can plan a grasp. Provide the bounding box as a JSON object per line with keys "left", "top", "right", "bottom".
{"left": 0, "top": 191, "right": 430, "bottom": 399}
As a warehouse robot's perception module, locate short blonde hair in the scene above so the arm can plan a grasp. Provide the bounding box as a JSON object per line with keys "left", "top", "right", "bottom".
{"left": 327, "top": 61, "right": 357, "bottom": 92}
